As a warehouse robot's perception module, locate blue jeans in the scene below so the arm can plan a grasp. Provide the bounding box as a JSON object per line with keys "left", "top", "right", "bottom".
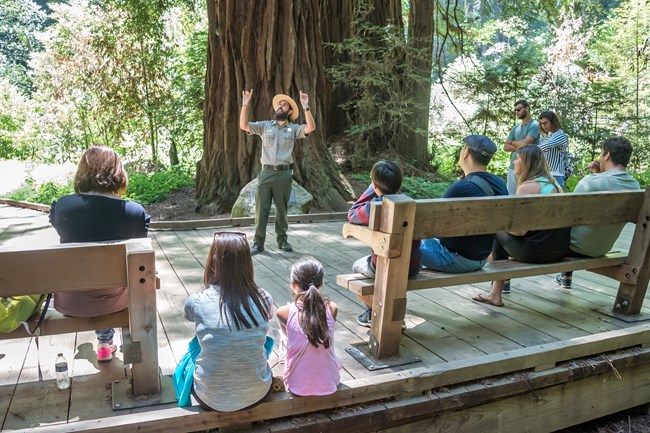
{"left": 420, "top": 238, "right": 487, "bottom": 273}
{"left": 507, "top": 168, "right": 517, "bottom": 195}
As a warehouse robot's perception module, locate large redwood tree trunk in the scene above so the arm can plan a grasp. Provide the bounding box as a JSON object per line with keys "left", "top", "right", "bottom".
{"left": 197, "top": 0, "right": 353, "bottom": 213}
{"left": 401, "top": 0, "right": 435, "bottom": 166}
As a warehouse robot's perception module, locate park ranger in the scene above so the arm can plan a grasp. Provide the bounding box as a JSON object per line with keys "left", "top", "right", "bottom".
{"left": 239, "top": 89, "right": 316, "bottom": 254}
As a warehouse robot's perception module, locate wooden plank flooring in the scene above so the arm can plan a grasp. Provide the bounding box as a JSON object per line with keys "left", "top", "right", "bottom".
{"left": 0, "top": 203, "right": 647, "bottom": 431}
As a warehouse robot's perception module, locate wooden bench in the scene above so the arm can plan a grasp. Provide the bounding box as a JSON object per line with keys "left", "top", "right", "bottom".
{"left": 337, "top": 188, "right": 650, "bottom": 359}
{"left": 0, "top": 238, "right": 162, "bottom": 402}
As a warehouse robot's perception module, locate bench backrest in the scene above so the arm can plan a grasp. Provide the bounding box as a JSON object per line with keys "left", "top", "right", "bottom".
{"left": 0, "top": 238, "right": 160, "bottom": 396}
{"left": 0, "top": 238, "right": 153, "bottom": 297}
{"left": 368, "top": 189, "right": 645, "bottom": 240}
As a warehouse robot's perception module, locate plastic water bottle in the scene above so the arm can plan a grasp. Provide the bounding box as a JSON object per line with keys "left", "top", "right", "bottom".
{"left": 55, "top": 353, "right": 70, "bottom": 390}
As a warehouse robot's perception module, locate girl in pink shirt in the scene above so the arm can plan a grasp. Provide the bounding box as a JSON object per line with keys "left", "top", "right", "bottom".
{"left": 276, "top": 256, "right": 341, "bottom": 396}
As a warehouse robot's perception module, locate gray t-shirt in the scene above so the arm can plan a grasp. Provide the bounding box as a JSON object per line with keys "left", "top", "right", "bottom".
{"left": 570, "top": 170, "right": 640, "bottom": 257}
{"left": 248, "top": 120, "right": 307, "bottom": 165}
{"left": 507, "top": 119, "right": 540, "bottom": 169}
{"left": 184, "top": 285, "right": 273, "bottom": 411}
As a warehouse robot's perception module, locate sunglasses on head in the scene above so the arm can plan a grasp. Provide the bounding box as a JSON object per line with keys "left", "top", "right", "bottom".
{"left": 213, "top": 231, "right": 247, "bottom": 241}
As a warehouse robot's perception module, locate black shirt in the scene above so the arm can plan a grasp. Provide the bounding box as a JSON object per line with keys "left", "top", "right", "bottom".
{"left": 439, "top": 172, "right": 508, "bottom": 260}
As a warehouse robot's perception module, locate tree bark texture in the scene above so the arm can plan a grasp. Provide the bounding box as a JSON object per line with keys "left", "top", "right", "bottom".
{"left": 402, "top": 0, "right": 434, "bottom": 166}
{"left": 197, "top": 0, "right": 354, "bottom": 213}
{"left": 319, "top": 0, "right": 355, "bottom": 136}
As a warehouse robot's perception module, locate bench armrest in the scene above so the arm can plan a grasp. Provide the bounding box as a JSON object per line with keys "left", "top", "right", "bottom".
{"left": 342, "top": 223, "right": 404, "bottom": 258}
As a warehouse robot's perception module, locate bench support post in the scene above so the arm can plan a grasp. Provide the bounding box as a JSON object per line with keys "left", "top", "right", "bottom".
{"left": 125, "top": 243, "right": 161, "bottom": 396}
{"left": 614, "top": 187, "right": 650, "bottom": 315}
{"left": 369, "top": 195, "right": 416, "bottom": 359}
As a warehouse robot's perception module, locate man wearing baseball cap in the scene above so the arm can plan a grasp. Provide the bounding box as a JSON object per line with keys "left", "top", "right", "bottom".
{"left": 240, "top": 89, "right": 316, "bottom": 254}
{"left": 420, "top": 134, "right": 507, "bottom": 272}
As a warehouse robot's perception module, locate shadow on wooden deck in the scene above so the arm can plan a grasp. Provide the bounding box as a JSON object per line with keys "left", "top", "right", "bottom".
{"left": 1, "top": 204, "right": 649, "bottom": 432}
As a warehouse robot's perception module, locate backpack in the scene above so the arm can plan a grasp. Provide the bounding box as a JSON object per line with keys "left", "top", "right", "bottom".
{"left": 0, "top": 294, "right": 50, "bottom": 334}
{"left": 564, "top": 151, "right": 575, "bottom": 181}
{"left": 467, "top": 175, "right": 495, "bottom": 196}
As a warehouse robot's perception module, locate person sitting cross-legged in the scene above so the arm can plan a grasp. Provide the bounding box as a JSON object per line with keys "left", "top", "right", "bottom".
{"left": 473, "top": 145, "right": 570, "bottom": 307}
{"left": 420, "top": 135, "right": 507, "bottom": 274}
{"left": 348, "top": 160, "right": 422, "bottom": 328}
{"left": 556, "top": 136, "right": 640, "bottom": 289}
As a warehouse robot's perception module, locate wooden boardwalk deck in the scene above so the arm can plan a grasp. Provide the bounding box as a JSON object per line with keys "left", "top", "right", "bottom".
{"left": 1, "top": 203, "right": 649, "bottom": 432}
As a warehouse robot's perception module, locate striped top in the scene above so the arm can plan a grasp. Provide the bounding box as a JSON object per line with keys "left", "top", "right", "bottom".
{"left": 538, "top": 129, "right": 569, "bottom": 177}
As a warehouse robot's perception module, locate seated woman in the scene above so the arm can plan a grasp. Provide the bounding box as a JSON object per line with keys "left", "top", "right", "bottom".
{"left": 276, "top": 256, "right": 341, "bottom": 396}
{"left": 472, "top": 145, "right": 570, "bottom": 307}
{"left": 184, "top": 232, "right": 273, "bottom": 411}
{"left": 537, "top": 110, "right": 569, "bottom": 187}
{"left": 50, "top": 145, "right": 150, "bottom": 362}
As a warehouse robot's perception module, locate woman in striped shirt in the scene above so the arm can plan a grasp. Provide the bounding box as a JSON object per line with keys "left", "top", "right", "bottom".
{"left": 538, "top": 110, "right": 569, "bottom": 186}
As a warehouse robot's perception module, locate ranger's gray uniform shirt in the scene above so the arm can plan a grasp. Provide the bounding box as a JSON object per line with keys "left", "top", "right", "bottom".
{"left": 248, "top": 121, "right": 308, "bottom": 165}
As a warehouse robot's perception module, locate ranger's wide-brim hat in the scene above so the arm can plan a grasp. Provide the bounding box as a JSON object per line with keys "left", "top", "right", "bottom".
{"left": 272, "top": 94, "right": 299, "bottom": 121}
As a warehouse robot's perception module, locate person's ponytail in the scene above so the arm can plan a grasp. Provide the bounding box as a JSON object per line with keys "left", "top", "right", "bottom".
{"left": 299, "top": 284, "right": 330, "bottom": 349}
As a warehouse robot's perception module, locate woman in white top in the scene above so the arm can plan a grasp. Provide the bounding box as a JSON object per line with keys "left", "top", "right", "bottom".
{"left": 184, "top": 232, "right": 273, "bottom": 411}
{"left": 538, "top": 110, "right": 569, "bottom": 187}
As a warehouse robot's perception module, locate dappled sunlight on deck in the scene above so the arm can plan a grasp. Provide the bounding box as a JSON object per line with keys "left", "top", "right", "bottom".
{"left": 1, "top": 203, "right": 649, "bottom": 432}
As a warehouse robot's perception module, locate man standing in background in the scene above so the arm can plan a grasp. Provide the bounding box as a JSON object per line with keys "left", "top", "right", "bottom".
{"left": 504, "top": 99, "right": 540, "bottom": 194}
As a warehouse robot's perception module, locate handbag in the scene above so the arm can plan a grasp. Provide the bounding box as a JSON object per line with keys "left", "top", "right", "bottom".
{"left": 172, "top": 336, "right": 201, "bottom": 407}
{"left": 0, "top": 293, "right": 51, "bottom": 335}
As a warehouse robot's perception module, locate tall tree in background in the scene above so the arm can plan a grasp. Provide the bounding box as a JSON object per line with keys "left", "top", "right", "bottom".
{"left": 319, "top": 0, "right": 354, "bottom": 137}
{"left": 402, "top": 0, "right": 434, "bottom": 164}
{"left": 326, "top": 0, "right": 434, "bottom": 169}
{"left": 197, "top": 1, "right": 353, "bottom": 213}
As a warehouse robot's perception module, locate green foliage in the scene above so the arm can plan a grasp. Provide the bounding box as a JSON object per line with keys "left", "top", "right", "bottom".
{"left": 0, "top": 0, "right": 46, "bottom": 93}
{"left": 20, "top": 0, "right": 206, "bottom": 166}
{"left": 446, "top": 17, "right": 545, "bottom": 137}
{"left": 631, "top": 169, "right": 650, "bottom": 188}
{"left": 9, "top": 178, "right": 73, "bottom": 204}
{"left": 9, "top": 165, "right": 195, "bottom": 206}
{"left": 326, "top": 1, "right": 430, "bottom": 167}
{"left": 0, "top": 78, "right": 37, "bottom": 159}
{"left": 588, "top": 0, "right": 650, "bottom": 169}
{"left": 350, "top": 174, "right": 451, "bottom": 199}
{"left": 124, "top": 166, "right": 194, "bottom": 205}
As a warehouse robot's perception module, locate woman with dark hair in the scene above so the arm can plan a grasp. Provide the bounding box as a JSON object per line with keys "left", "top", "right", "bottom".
{"left": 183, "top": 232, "right": 273, "bottom": 411}
{"left": 50, "top": 145, "right": 150, "bottom": 362}
{"left": 276, "top": 256, "right": 340, "bottom": 396}
{"left": 472, "top": 145, "right": 570, "bottom": 307}
{"left": 538, "top": 110, "right": 569, "bottom": 186}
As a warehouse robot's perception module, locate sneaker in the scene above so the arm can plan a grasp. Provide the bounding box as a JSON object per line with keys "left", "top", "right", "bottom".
{"left": 278, "top": 242, "right": 293, "bottom": 252}
{"left": 251, "top": 244, "right": 264, "bottom": 255}
{"left": 357, "top": 309, "right": 372, "bottom": 328}
{"left": 556, "top": 273, "right": 572, "bottom": 289}
{"left": 502, "top": 279, "right": 511, "bottom": 294}
{"left": 97, "top": 342, "right": 117, "bottom": 362}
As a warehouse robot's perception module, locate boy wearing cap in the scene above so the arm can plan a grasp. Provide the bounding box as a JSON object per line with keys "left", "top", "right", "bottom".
{"left": 420, "top": 135, "right": 507, "bottom": 272}
{"left": 240, "top": 89, "right": 316, "bottom": 254}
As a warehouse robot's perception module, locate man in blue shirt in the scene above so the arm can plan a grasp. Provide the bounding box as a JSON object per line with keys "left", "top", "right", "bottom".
{"left": 420, "top": 135, "right": 508, "bottom": 272}
{"left": 505, "top": 99, "right": 540, "bottom": 194}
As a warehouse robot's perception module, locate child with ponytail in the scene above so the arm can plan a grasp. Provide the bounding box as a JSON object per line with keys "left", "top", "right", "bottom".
{"left": 276, "top": 256, "right": 341, "bottom": 396}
